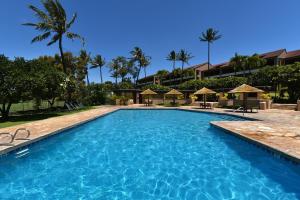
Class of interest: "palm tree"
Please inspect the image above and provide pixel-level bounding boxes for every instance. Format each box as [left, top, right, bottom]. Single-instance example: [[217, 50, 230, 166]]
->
[[90, 55, 106, 83], [130, 47, 150, 82], [116, 56, 128, 82], [109, 57, 126, 84], [156, 70, 169, 85], [23, 0, 84, 74], [141, 55, 151, 78], [229, 53, 247, 76], [246, 54, 266, 74], [199, 28, 222, 70], [177, 49, 193, 83], [78, 50, 91, 86], [166, 50, 177, 71]]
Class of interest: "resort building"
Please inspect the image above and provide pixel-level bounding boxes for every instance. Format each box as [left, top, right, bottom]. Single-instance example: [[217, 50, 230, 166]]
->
[[137, 48, 300, 87]]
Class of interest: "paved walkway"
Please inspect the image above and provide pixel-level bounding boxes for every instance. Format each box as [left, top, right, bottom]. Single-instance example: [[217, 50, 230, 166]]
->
[[0, 105, 300, 162], [0, 106, 119, 155]]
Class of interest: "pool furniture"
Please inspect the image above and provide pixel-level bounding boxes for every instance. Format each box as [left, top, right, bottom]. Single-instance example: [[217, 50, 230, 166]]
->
[[165, 89, 183, 105], [194, 87, 217, 109], [229, 84, 264, 115], [0, 128, 30, 146], [140, 89, 157, 106]]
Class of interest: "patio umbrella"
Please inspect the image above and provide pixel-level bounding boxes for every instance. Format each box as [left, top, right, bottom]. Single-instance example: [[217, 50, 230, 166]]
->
[[228, 84, 264, 113], [165, 89, 183, 104], [194, 87, 216, 109], [140, 89, 157, 106]]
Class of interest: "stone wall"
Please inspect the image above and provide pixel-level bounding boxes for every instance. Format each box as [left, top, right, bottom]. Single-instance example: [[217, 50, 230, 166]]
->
[[271, 103, 297, 110]]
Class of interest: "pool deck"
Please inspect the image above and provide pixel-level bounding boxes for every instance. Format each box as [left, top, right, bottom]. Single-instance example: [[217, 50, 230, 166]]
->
[[0, 105, 300, 162]]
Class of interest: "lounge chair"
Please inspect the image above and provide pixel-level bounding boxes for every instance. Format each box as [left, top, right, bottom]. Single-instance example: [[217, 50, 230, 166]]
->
[[0, 128, 31, 146], [65, 103, 74, 111]]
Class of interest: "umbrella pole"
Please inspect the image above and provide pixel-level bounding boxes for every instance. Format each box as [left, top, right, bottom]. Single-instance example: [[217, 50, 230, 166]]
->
[[204, 94, 206, 109], [148, 95, 150, 106], [243, 93, 246, 116]]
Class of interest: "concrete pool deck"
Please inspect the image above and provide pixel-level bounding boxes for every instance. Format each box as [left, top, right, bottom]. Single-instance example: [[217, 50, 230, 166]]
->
[[0, 105, 299, 162]]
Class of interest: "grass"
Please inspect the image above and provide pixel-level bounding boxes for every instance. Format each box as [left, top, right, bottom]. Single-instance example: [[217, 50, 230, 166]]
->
[[0, 106, 94, 129]]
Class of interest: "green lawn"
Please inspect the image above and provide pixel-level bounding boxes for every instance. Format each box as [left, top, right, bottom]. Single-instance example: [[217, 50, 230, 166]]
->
[[0, 106, 94, 129]]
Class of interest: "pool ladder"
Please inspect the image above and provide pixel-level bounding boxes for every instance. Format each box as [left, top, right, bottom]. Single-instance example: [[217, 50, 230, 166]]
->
[[15, 148, 30, 158]]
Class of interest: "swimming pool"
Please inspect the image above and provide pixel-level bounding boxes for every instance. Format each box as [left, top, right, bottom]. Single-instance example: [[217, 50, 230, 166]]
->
[[0, 109, 299, 199]]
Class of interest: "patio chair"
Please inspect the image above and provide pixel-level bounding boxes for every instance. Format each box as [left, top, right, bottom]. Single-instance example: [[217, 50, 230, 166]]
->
[[65, 103, 74, 111]]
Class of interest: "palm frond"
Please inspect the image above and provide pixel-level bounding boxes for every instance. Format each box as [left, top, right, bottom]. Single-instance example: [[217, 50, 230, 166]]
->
[[22, 23, 37, 27], [31, 32, 51, 43], [66, 32, 85, 45], [47, 34, 60, 46], [55, 0, 66, 19], [67, 13, 77, 29], [28, 5, 49, 21]]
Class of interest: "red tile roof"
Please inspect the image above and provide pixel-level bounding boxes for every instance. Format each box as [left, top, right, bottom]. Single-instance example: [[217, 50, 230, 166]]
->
[[282, 49, 300, 59], [259, 49, 286, 59]]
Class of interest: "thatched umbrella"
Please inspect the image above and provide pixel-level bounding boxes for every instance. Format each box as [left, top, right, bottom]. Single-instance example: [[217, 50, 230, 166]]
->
[[228, 84, 264, 113], [140, 89, 157, 106], [194, 87, 216, 108], [165, 89, 183, 105]]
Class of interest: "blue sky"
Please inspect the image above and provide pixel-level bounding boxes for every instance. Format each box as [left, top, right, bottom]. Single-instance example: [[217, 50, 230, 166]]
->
[[1, 0, 300, 83]]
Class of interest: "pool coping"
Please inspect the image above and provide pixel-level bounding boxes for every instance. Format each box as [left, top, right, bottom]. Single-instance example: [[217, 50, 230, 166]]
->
[[0, 106, 299, 164]]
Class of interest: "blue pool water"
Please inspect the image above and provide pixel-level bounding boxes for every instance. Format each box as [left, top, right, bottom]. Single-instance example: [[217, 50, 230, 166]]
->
[[0, 109, 299, 199]]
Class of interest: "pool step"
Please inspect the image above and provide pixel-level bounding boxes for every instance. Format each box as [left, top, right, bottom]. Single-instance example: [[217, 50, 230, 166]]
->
[[15, 148, 30, 158]]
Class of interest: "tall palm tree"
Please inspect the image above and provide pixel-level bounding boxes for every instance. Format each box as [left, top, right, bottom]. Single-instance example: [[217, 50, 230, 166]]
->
[[177, 49, 193, 83], [23, 0, 84, 74], [199, 28, 222, 70], [246, 54, 266, 74], [166, 50, 177, 71], [109, 57, 126, 84], [141, 55, 151, 78], [115, 56, 128, 82], [78, 50, 91, 86], [229, 53, 247, 77], [90, 55, 106, 83], [130, 47, 150, 82]]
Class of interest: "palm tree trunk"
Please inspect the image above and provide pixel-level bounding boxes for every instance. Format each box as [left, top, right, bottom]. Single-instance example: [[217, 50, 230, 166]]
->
[[86, 73, 90, 86], [181, 61, 184, 83], [173, 60, 175, 71], [136, 65, 141, 82], [208, 42, 210, 70], [99, 67, 103, 83], [144, 67, 146, 78], [59, 37, 66, 73]]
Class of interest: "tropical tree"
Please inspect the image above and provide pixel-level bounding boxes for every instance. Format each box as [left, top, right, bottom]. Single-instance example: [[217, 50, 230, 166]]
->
[[130, 47, 151, 82], [246, 54, 266, 74], [177, 49, 193, 83], [141, 55, 151, 78], [166, 50, 177, 71], [116, 56, 129, 82], [229, 53, 247, 76], [0, 56, 29, 120], [23, 0, 84, 74], [109, 57, 125, 84], [78, 50, 91, 86], [199, 28, 222, 70], [90, 55, 106, 83], [156, 69, 169, 85], [128, 61, 139, 84]]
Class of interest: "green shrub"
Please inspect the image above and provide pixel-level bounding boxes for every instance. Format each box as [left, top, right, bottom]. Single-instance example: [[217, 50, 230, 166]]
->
[[142, 84, 170, 91]]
